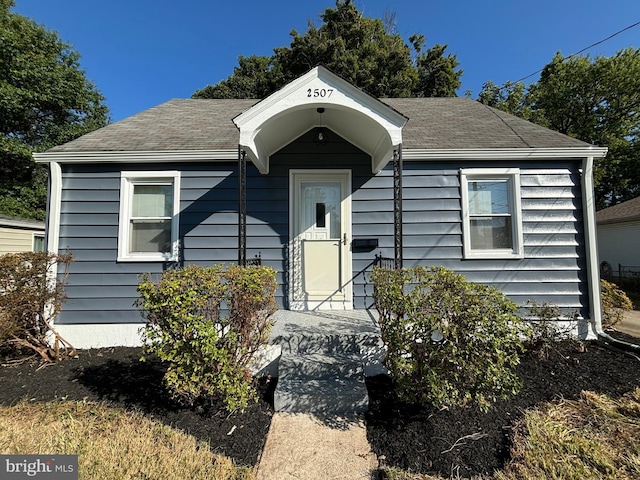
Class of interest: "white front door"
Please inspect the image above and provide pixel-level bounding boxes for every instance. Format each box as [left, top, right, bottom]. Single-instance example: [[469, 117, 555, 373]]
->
[[290, 170, 352, 310]]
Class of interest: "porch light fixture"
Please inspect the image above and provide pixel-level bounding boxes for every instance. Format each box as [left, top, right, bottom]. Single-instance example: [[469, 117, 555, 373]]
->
[[314, 107, 328, 145]]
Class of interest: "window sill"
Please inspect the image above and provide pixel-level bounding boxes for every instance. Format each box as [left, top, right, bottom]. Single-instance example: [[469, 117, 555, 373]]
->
[[463, 250, 523, 260], [117, 254, 177, 263]]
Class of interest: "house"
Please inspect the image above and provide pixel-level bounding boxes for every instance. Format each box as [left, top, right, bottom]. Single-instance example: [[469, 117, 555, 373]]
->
[[0, 215, 45, 255], [596, 195, 640, 278], [34, 66, 608, 349]]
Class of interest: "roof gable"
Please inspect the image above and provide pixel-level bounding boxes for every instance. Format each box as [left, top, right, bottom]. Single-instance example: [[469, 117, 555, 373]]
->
[[233, 66, 408, 173]]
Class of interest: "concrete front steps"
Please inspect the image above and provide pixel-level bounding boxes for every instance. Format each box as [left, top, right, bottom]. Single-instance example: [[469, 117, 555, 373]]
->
[[268, 310, 385, 414]]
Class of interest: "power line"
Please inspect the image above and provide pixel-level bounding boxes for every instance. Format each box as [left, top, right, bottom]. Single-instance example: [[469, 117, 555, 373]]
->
[[506, 20, 640, 87]]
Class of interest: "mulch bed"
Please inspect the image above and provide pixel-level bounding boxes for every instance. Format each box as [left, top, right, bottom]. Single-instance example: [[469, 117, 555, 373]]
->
[[2, 337, 640, 478], [0, 348, 275, 468], [365, 338, 640, 477]]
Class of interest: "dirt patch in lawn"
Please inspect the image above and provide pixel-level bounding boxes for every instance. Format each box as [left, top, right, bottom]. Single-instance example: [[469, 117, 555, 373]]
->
[[365, 340, 640, 478], [0, 347, 274, 468]]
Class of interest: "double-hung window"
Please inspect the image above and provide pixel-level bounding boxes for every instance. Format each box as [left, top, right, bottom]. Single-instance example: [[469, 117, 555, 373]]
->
[[460, 168, 523, 259], [118, 171, 180, 262]]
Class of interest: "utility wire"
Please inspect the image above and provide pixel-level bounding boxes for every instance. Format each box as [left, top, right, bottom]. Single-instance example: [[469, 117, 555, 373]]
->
[[504, 20, 640, 88]]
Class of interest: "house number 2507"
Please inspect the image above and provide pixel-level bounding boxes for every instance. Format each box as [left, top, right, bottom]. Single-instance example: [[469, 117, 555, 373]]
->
[[307, 88, 334, 98]]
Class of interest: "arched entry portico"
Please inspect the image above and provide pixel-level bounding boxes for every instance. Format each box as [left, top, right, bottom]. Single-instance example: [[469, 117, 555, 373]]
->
[[233, 66, 407, 310]]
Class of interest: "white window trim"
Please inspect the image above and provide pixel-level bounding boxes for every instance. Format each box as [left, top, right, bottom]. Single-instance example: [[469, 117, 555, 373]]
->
[[118, 171, 181, 262], [460, 168, 523, 260]]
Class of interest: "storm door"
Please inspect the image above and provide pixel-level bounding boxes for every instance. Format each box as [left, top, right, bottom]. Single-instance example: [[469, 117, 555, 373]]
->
[[290, 170, 352, 310]]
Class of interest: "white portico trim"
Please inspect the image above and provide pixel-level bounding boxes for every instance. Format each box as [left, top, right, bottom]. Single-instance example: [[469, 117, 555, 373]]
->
[[233, 66, 407, 174]]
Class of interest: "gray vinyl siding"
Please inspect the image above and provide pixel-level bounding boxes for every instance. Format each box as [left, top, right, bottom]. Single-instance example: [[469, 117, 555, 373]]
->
[[58, 163, 244, 324], [55, 135, 587, 323], [361, 160, 587, 316]]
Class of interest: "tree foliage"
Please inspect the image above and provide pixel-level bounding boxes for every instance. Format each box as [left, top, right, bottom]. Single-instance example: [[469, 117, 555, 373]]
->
[[478, 48, 640, 209], [477, 80, 530, 118], [191, 55, 276, 100], [193, 0, 461, 100], [0, 0, 109, 220]]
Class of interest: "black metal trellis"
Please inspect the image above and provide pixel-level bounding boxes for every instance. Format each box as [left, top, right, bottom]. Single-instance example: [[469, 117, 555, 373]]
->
[[238, 147, 247, 266], [393, 145, 403, 270]]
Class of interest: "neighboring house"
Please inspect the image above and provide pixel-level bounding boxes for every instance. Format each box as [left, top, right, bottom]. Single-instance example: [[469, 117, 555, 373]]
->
[[0, 215, 45, 254], [596, 195, 640, 275], [34, 67, 607, 348]]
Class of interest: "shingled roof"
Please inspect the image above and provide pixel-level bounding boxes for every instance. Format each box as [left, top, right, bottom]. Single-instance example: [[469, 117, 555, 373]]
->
[[47, 97, 591, 153], [596, 196, 640, 224]]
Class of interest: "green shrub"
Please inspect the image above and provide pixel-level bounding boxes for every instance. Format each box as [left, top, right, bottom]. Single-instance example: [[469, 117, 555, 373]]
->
[[525, 301, 579, 358], [136, 264, 277, 412], [371, 265, 525, 412], [0, 251, 75, 362], [601, 279, 633, 328]]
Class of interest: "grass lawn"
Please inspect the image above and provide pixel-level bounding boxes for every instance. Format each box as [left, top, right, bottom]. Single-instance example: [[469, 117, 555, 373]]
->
[[0, 401, 254, 480]]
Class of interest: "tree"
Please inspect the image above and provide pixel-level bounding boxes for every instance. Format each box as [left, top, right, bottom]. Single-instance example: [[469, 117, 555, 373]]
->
[[193, 0, 462, 100], [530, 50, 640, 207], [477, 80, 530, 118], [192, 55, 275, 99], [410, 35, 461, 97], [478, 48, 640, 208], [0, 0, 109, 220]]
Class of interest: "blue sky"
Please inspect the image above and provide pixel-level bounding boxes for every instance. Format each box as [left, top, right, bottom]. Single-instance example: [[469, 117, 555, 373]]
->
[[14, 0, 640, 123]]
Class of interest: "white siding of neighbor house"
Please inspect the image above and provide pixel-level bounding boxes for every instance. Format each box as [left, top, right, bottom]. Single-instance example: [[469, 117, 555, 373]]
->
[[0, 226, 43, 254], [597, 220, 640, 269]]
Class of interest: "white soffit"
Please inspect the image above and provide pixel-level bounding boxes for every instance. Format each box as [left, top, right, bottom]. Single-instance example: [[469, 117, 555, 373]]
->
[[233, 66, 407, 173]]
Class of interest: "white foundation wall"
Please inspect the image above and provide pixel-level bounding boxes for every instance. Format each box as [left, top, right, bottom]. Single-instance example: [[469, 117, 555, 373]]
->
[[52, 322, 282, 376], [54, 323, 144, 349]]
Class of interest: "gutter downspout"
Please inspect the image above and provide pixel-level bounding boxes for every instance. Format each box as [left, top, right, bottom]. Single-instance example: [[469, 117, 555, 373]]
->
[[43, 161, 63, 334], [582, 155, 640, 353], [47, 161, 62, 261]]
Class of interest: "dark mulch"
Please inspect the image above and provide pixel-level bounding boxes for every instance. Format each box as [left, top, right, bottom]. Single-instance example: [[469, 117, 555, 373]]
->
[[0, 348, 275, 467], [365, 340, 640, 478]]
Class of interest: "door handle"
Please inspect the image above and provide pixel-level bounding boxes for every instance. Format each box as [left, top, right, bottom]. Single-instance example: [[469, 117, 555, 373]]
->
[[334, 234, 348, 247]]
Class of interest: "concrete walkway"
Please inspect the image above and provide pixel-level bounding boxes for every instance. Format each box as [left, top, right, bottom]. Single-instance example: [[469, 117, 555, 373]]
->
[[256, 413, 377, 480], [254, 310, 381, 478], [615, 309, 640, 337]]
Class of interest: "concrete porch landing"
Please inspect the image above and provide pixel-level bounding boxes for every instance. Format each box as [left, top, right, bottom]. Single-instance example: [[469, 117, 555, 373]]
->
[[268, 309, 385, 414]]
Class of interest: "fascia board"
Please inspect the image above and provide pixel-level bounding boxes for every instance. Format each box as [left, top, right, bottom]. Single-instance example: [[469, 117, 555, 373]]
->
[[33, 150, 238, 164], [402, 147, 608, 160]]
